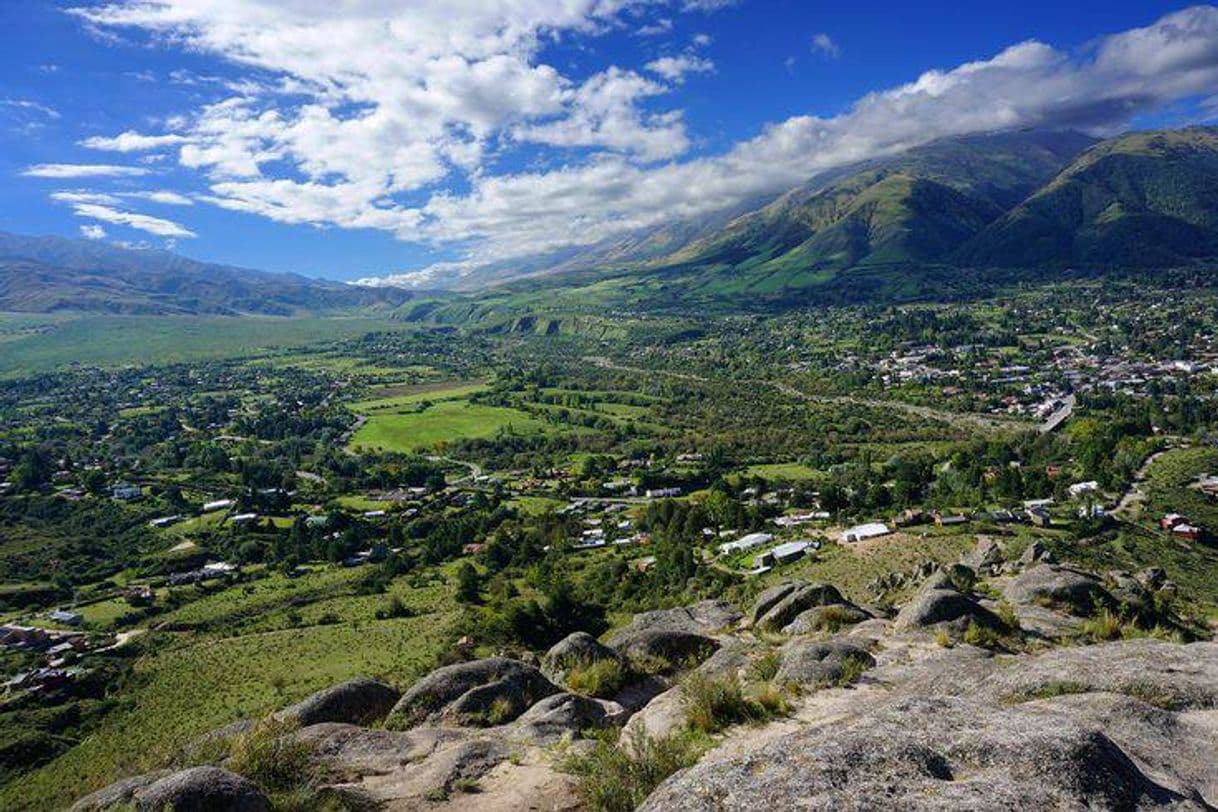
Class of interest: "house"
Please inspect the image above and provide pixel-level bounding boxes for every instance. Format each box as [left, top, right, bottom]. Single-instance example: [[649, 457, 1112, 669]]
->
[[111, 482, 142, 501], [148, 515, 183, 528], [773, 511, 830, 527], [753, 540, 814, 568], [933, 512, 969, 527], [227, 513, 259, 524], [841, 522, 891, 543], [1027, 507, 1052, 527], [1172, 523, 1204, 542], [48, 609, 82, 626], [1068, 481, 1100, 499], [895, 509, 926, 527], [462, 543, 486, 556], [202, 498, 234, 512], [1160, 513, 1188, 530], [646, 487, 682, 499], [717, 532, 773, 556]]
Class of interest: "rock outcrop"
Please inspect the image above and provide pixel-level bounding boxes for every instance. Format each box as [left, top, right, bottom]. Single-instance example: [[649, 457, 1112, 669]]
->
[[278, 676, 401, 728], [753, 582, 844, 631], [775, 640, 876, 686], [73, 766, 269, 812], [642, 640, 1218, 811], [385, 657, 559, 729], [1004, 564, 1112, 616], [540, 631, 622, 685]]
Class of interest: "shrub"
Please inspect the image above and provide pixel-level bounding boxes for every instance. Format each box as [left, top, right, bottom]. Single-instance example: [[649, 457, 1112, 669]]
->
[[933, 627, 953, 648], [452, 777, 482, 794], [1007, 680, 1088, 703], [746, 651, 781, 683], [565, 657, 629, 699], [680, 672, 783, 734], [962, 621, 1002, 649], [994, 600, 1021, 630], [834, 654, 872, 687], [560, 728, 708, 812], [1081, 608, 1123, 641], [227, 716, 315, 793]]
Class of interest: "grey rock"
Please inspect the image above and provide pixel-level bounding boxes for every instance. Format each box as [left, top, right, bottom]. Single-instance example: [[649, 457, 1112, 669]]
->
[[1018, 540, 1056, 567], [963, 536, 1004, 570], [138, 767, 269, 812], [894, 587, 1003, 633], [541, 632, 622, 684], [72, 771, 171, 811], [775, 640, 875, 686], [696, 639, 753, 680], [385, 657, 559, 729], [510, 692, 625, 743], [749, 582, 802, 626], [278, 676, 401, 728], [621, 686, 685, 748], [755, 582, 845, 632], [607, 599, 741, 644], [1004, 565, 1112, 617], [782, 603, 872, 635], [611, 629, 720, 670], [641, 640, 1218, 812]]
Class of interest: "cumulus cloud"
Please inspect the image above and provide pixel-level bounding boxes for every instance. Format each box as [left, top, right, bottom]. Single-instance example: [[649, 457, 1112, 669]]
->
[[646, 54, 714, 82], [22, 163, 149, 178], [64, 3, 1218, 285], [79, 224, 107, 240], [80, 130, 188, 151], [811, 33, 840, 59]]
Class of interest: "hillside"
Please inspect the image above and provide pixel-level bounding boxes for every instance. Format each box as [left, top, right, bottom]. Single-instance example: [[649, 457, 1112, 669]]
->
[[0, 232, 412, 316], [961, 127, 1218, 268]]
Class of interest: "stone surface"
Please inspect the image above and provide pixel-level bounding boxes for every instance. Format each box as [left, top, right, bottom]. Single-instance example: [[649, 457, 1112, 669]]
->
[[775, 640, 876, 686], [540, 632, 621, 684], [782, 603, 872, 635], [894, 586, 1003, 633], [609, 628, 719, 669], [1004, 564, 1112, 616], [755, 582, 845, 632], [385, 657, 559, 729], [607, 599, 741, 645], [74, 767, 270, 812], [641, 640, 1218, 811], [278, 676, 401, 727]]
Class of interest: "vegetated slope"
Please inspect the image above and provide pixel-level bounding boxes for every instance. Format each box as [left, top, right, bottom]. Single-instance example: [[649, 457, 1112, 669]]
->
[[961, 126, 1218, 269], [0, 231, 412, 315]]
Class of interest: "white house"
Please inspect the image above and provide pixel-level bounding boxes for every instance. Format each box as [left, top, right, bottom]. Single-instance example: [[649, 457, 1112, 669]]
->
[[841, 522, 891, 543], [202, 499, 234, 512], [717, 531, 773, 556], [1068, 481, 1100, 499]]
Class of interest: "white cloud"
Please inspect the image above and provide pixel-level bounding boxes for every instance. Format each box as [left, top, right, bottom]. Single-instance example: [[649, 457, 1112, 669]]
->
[[125, 190, 194, 206], [79, 224, 107, 240], [811, 32, 840, 59], [0, 98, 60, 119], [69, 203, 196, 238], [81, 130, 188, 151], [22, 163, 149, 178], [64, 4, 1218, 285], [645, 54, 714, 82]]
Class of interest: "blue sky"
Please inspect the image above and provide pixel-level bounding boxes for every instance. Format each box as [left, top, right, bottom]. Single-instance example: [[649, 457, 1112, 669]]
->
[[1, 1, 1215, 287]]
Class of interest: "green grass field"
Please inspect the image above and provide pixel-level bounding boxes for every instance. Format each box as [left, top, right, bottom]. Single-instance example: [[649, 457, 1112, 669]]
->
[[1, 567, 460, 811], [0, 314, 408, 377], [349, 381, 489, 413], [747, 462, 823, 481], [349, 399, 549, 452]]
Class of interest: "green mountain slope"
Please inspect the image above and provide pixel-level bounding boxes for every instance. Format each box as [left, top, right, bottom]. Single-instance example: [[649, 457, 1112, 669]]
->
[[961, 127, 1218, 268], [642, 129, 1096, 293]]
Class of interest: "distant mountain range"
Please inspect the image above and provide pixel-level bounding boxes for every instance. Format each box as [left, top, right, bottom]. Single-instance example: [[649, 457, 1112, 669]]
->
[[0, 232, 411, 316], [431, 125, 1218, 311], [6, 125, 1218, 318]]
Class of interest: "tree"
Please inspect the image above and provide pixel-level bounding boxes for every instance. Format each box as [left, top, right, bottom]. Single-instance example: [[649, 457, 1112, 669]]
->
[[455, 562, 481, 604]]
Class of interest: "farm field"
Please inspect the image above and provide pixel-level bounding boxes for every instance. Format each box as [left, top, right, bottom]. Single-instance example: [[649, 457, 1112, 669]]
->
[[349, 399, 551, 452]]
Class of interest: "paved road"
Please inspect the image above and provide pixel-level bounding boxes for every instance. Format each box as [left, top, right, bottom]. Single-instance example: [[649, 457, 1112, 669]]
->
[[1039, 394, 1076, 434], [1113, 446, 1173, 517]]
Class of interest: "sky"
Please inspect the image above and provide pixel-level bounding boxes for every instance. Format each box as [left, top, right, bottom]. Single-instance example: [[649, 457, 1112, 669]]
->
[[2, 1, 1218, 288]]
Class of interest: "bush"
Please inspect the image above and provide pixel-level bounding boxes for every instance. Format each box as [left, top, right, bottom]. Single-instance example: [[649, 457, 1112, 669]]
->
[[1081, 608, 1124, 641], [680, 672, 783, 734], [962, 620, 1002, 649], [746, 651, 781, 683], [565, 657, 629, 699], [560, 728, 708, 812], [834, 653, 872, 687], [227, 716, 315, 793]]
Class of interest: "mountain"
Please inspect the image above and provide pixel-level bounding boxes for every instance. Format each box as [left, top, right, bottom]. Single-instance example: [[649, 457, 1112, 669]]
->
[[428, 126, 1218, 319], [960, 127, 1218, 268], [0, 232, 413, 315]]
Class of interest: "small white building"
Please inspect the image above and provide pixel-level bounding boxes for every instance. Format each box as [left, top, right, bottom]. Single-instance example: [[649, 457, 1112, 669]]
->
[[1068, 481, 1100, 499], [202, 499, 234, 513], [717, 531, 773, 556], [841, 522, 891, 543]]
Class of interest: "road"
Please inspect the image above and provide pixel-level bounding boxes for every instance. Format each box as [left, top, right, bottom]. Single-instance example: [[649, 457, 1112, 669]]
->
[[1113, 446, 1173, 517], [587, 356, 1039, 434], [1039, 394, 1076, 434], [426, 455, 483, 482]]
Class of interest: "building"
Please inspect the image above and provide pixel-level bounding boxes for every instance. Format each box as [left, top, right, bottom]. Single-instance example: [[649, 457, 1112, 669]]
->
[[717, 532, 773, 556], [202, 499, 234, 512], [933, 512, 969, 527], [1068, 481, 1100, 499], [841, 523, 891, 543], [753, 540, 814, 568], [1172, 523, 1204, 542], [646, 487, 682, 499], [111, 482, 142, 501], [48, 609, 82, 626], [1027, 507, 1052, 527], [1160, 513, 1188, 530]]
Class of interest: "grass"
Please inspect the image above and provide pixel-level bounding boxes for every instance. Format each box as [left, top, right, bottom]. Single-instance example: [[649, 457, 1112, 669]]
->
[[0, 314, 408, 378], [227, 716, 315, 793], [565, 657, 630, 699], [1007, 681, 1089, 703], [747, 462, 823, 482], [349, 400, 551, 452], [0, 573, 459, 811], [560, 728, 710, 812], [348, 381, 488, 412], [679, 672, 784, 734]]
